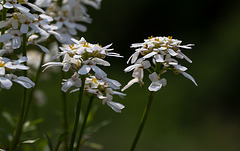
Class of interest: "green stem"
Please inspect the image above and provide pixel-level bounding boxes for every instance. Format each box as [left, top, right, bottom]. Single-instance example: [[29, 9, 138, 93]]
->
[[57, 41, 69, 151], [75, 95, 94, 151], [60, 62, 69, 151], [23, 53, 45, 122], [9, 34, 28, 151], [130, 92, 155, 151], [69, 76, 86, 151]]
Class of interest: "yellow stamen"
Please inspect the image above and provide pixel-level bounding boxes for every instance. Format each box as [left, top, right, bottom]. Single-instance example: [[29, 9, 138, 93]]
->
[[83, 42, 89, 47], [97, 43, 102, 47], [168, 36, 173, 40], [69, 43, 75, 50], [148, 36, 153, 39], [0, 61, 5, 67], [92, 78, 98, 84]]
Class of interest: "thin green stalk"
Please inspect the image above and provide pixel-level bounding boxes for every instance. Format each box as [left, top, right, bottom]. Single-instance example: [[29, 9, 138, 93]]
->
[[23, 53, 45, 122], [69, 76, 86, 151], [60, 65, 69, 151], [9, 34, 28, 151], [57, 41, 69, 151], [130, 92, 155, 151], [75, 95, 94, 151]]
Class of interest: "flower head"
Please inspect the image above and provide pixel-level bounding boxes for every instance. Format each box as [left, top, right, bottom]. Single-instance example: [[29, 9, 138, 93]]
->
[[123, 36, 197, 92], [43, 37, 122, 79], [0, 57, 34, 89]]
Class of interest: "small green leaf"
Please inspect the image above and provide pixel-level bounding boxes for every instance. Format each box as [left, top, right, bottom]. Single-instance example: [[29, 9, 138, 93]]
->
[[43, 133, 53, 151]]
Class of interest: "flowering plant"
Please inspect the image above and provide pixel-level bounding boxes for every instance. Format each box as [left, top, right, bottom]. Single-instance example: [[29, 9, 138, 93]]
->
[[122, 36, 197, 151]]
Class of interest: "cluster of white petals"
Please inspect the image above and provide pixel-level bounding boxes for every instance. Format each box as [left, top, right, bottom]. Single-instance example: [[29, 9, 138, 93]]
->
[[43, 37, 125, 112], [122, 36, 197, 92], [43, 37, 122, 77], [63, 75, 125, 113], [35, 0, 101, 44], [0, 56, 34, 89], [0, 0, 60, 52]]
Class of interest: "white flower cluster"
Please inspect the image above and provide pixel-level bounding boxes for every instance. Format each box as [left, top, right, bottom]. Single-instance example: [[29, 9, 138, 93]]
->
[[0, 0, 60, 90], [122, 36, 197, 92], [43, 37, 125, 112], [0, 0, 59, 53], [0, 56, 34, 89], [35, 0, 101, 44]]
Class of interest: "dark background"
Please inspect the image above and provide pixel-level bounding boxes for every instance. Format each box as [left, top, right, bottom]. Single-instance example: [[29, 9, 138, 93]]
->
[[1, 0, 240, 150]]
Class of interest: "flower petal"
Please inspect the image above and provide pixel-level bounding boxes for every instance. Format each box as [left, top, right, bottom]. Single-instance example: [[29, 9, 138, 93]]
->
[[143, 51, 157, 59], [167, 49, 178, 56], [91, 65, 107, 79], [12, 36, 22, 49], [121, 78, 139, 91], [20, 24, 29, 33], [36, 44, 49, 53], [0, 77, 12, 89], [0, 33, 12, 42], [148, 82, 162, 92], [181, 72, 198, 86], [154, 54, 164, 62], [61, 79, 75, 92], [78, 65, 91, 75], [148, 72, 158, 82], [106, 101, 125, 113], [0, 67, 6, 76]]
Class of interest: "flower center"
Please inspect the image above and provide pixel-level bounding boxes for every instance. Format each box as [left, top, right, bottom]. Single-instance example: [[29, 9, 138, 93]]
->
[[92, 78, 98, 84], [168, 36, 172, 40], [83, 42, 89, 47], [148, 36, 153, 39]]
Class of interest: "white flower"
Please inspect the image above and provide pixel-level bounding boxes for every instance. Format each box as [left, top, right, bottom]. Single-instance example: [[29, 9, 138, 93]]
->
[[0, 30, 22, 49], [70, 76, 125, 112], [123, 36, 197, 92], [0, 57, 29, 76], [61, 72, 81, 92], [122, 58, 150, 91], [44, 37, 122, 80], [78, 60, 107, 78], [0, 42, 14, 56], [5, 74, 35, 88], [148, 72, 166, 92], [27, 35, 50, 53]]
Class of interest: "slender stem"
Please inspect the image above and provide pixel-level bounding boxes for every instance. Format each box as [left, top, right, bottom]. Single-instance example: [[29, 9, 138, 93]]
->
[[75, 95, 94, 151], [130, 92, 155, 151], [9, 34, 28, 151], [60, 61, 69, 151], [69, 76, 86, 151], [56, 41, 69, 151], [23, 53, 45, 122]]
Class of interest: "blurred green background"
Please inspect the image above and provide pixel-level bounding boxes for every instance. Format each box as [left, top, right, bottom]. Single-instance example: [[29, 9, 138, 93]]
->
[[1, 0, 240, 150]]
